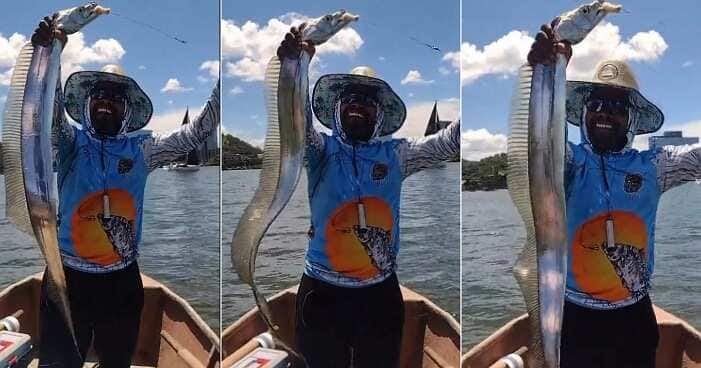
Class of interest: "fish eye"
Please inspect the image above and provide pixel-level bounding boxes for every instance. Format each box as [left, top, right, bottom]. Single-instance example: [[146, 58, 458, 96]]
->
[[324, 15, 331, 21], [582, 6, 590, 14]]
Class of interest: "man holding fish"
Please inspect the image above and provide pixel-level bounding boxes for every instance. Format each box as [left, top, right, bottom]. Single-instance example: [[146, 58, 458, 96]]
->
[[29, 15, 219, 367], [528, 17, 701, 368], [276, 26, 459, 367]]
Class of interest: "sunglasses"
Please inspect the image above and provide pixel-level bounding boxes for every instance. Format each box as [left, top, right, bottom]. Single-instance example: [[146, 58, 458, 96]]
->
[[90, 85, 127, 102], [585, 98, 631, 116], [340, 94, 377, 108]]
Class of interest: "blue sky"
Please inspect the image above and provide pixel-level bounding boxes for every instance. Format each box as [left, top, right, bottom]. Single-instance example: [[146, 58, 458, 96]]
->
[[461, 0, 701, 159], [0, 0, 219, 135], [222, 0, 460, 146]]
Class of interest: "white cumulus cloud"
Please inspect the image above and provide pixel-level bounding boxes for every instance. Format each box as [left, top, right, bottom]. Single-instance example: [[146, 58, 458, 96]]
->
[[462, 129, 507, 161], [200, 60, 219, 78], [230, 86, 244, 95], [0, 33, 27, 68], [61, 33, 126, 76], [452, 22, 667, 85], [400, 70, 434, 85], [161, 78, 193, 93], [0, 69, 14, 86], [445, 30, 532, 86], [0, 32, 125, 86], [566, 22, 667, 80], [222, 14, 363, 82], [149, 107, 203, 135]]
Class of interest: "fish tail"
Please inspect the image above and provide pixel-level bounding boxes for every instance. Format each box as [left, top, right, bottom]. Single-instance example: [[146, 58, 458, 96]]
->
[[44, 263, 80, 354], [252, 287, 308, 366]]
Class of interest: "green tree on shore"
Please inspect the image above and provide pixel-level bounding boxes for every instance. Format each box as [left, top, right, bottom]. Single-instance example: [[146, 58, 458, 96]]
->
[[222, 133, 263, 170], [462, 153, 507, 191]]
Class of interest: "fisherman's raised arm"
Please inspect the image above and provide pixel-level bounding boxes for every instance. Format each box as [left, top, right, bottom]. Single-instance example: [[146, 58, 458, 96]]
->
[[657, 144, 701, 192], [147, 82, 220, 170], [32, 15, 75, 155], [278, 25, 326, 164], [398, 120, 460, 179]]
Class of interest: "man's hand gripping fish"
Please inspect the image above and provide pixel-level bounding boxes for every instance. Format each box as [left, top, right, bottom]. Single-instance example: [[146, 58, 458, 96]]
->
[[1, 1, 109, 352], [506, 1, 621, 367], [231, 10, 358, 362]]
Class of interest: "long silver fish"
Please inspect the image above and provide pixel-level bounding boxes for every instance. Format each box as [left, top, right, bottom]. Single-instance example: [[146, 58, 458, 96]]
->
[[1, 2, 109, 349], [507, 2, 621, 367], [231, 10, 358, 359]]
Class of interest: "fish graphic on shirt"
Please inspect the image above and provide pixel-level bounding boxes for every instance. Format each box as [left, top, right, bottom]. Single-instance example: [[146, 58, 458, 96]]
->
[[353, 225, 395, 273], [97, 213, 136, 259], [599, 241, 649, 300]]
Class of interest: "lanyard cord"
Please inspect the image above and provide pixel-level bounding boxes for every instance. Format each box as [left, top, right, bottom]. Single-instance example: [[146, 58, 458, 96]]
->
[[599, 155, 614, 218], [101, 139, 111, 218], [352, 144, 367, 230], [599, 154, 616, 248]]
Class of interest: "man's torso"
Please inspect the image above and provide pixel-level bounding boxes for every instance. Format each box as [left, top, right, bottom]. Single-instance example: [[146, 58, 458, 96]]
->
[[565, 142, 661, 309], [57, 127, 152, 273], [304, 135, 404, 287]]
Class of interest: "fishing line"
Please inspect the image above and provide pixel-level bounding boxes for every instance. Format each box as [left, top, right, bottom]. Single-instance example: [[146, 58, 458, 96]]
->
[[409, 36, 442, 53], [110, 11, 187, 44], [365, 20, 443, 54]]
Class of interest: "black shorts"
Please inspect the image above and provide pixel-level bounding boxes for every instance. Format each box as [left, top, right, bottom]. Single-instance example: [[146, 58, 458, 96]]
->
[[38, 262, 144, 368], [295, 273, 405, 368], [561, 295, 659, 368]]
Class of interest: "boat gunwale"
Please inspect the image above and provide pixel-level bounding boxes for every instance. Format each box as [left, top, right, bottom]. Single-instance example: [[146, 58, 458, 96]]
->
[[221, 284, 460, 362], [461, 306, 701, 367], [139, 273, 219, 350], [0, 272, 219, 363]]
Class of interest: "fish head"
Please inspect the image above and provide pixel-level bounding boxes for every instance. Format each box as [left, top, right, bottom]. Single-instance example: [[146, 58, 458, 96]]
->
[[301, 10, 359, 45], [54, 2, 110, 35], [553, 1, 621, 44]]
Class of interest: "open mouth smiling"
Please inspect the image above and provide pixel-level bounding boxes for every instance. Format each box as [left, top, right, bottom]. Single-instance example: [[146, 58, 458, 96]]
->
[[595, 122, 613, 129]]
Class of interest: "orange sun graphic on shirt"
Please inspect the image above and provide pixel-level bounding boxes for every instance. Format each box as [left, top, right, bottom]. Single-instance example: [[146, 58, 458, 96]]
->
[[325, 197, 394, 280], [71, 189, 136, 266], [571, 210, 648, 302]]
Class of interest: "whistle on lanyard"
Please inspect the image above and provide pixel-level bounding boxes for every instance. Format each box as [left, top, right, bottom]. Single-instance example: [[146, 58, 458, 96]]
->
[[103, 193, 111, 219], [605, 218, 615, 248], [357, 202, 367, 230]]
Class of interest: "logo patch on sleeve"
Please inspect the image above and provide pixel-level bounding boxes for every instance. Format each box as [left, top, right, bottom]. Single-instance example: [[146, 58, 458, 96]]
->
[[372, 163, 389, 181], [118, 158, 134, 174], [624, 173, 643, 193]]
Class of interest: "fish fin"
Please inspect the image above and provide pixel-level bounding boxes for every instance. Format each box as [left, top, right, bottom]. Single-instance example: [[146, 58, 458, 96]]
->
[[2, 42, 35, 235], [260, 55, 283, 190], [507, 64, 545, 365], [231, 55, 284, 285], [507, 64, 534, 228]]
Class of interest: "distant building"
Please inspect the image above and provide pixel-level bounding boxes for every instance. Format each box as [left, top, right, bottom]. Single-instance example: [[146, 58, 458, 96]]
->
[[648, 131, 699, 150], [424, 101, 452, 136]]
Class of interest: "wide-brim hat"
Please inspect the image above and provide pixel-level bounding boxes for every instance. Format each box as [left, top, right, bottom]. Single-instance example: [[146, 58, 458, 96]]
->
[[312, 66, 406, 137], [566, 60, 664, 135], [64, 64, 153, 132]]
